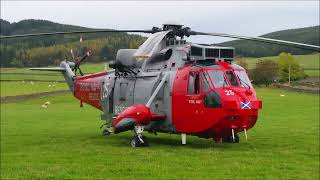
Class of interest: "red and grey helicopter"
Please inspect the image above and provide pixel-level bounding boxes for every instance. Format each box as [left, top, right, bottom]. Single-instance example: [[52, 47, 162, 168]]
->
[[1, 23, 319, 147]]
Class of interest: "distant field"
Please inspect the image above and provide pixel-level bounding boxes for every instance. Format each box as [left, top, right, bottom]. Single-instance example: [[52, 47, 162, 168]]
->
[[0, 63, 107, 82], [0, 82, 68, 97], [304, 69, 320, 76], [0, 63, 107, 73], [240, 53, 320, 76], [241, 53, 319, 69], [1, 88, 319, 179], [0, 63, 106, 97]]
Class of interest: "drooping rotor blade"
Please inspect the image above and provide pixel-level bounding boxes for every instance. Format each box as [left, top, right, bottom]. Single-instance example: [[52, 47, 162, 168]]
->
[[30, 67, 66, 72], [0, 29, 155, 39], [190, 31, 320, 51], [70, 49, 75, 60], [80, 50, 92, 63]]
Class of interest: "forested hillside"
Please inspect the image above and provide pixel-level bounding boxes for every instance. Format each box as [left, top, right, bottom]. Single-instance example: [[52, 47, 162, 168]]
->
[[219, 26, 319, 57], [0, 19, 146, 67], [1, 19, 318, 67]]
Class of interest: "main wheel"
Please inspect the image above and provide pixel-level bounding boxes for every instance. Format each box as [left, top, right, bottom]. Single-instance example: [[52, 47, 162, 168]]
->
[[131, 135, 149, 148], [140, 135, 149, 147], [222, 134, 240, 143]]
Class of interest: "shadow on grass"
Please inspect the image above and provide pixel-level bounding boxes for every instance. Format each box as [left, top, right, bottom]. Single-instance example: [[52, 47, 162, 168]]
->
[[90, 132, 255, 150]]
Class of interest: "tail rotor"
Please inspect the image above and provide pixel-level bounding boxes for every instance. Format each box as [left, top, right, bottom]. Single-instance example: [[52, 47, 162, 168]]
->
[[72, 49, 92, 76], [70, 35, 92, 76]]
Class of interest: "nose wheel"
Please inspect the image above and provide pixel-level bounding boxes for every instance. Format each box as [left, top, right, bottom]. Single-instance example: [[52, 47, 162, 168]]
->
[[100, 123, 113, 136], [222, 134, 240, 143]]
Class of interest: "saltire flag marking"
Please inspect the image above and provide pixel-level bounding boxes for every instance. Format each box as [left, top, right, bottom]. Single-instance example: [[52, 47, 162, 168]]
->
[[241, 101, 251, 109]]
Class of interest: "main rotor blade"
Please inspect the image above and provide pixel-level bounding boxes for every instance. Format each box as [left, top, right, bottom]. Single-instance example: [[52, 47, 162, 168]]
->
[[191, 31, 320, 51], [0, 29, 155, 39]]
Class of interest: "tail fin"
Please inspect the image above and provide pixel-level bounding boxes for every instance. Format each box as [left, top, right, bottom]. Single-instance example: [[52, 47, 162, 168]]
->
[[30, 61, 75, 92]]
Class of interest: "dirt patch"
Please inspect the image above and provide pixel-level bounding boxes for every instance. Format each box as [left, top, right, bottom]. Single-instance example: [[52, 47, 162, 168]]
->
[[1, 90, 70, 103], [273, 83, 319, 94]]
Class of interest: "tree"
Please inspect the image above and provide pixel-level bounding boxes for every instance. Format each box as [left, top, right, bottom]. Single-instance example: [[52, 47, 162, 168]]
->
[[250, 59, 278, 86], [235, 59, 249, 72], [277, 52, 305, 82]]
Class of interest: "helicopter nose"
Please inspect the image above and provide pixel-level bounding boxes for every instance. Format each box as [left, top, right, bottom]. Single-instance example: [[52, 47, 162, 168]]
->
[[221, 100, 262, 136]]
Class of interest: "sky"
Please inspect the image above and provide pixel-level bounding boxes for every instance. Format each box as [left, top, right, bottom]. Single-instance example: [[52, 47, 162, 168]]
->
[[1, 1, 319, 43]]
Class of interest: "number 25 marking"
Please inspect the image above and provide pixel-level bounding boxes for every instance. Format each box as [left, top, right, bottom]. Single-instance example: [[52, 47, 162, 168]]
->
[[225, 90, 234, 96]]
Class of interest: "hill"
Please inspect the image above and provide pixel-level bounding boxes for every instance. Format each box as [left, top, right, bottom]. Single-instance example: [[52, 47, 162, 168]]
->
[[0, 19, 145, 67], [219, 26, 320, 57]]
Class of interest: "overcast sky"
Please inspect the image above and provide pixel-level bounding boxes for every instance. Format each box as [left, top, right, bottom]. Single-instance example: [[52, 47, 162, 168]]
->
[[1, 1, 319, 43]]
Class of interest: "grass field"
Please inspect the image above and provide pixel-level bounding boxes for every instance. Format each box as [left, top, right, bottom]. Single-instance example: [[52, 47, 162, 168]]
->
[[241, 53, 319, 69], [0, 63, 107, 74], [240, 53, 320, 76], [1, 87, 319, 179], [0, 82, 68, 97], [0, 63, 106, 97]]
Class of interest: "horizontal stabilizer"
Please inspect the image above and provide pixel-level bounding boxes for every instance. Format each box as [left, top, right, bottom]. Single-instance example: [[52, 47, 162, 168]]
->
[[30, 67, 66, 72]]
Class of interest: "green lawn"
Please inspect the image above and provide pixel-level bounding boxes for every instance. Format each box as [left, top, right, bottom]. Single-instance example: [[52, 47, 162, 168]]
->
[[0, 63, 106, 74], [0, 82, 68, 97], [0, 74, 65, 81], [0, 63, 106, 82], [1, 88, 319, 179], [304, 69, 320, 76], [241, 53, 319, 69]]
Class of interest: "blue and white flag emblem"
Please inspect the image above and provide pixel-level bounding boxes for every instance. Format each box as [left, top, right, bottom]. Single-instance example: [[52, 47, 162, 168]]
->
[[241, 101, 251, 109]]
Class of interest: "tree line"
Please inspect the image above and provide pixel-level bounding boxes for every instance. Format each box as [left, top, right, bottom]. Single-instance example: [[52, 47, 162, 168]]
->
[[1, 35, 145, 67], [0, 19, 146, 67]]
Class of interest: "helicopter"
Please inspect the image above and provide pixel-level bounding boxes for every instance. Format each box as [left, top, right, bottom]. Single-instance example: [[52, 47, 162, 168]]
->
[[1, 23, 319, 147]]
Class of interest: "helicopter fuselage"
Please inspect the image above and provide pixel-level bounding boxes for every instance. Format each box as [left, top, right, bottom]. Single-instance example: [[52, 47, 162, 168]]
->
[[72, 60, 262, 141]]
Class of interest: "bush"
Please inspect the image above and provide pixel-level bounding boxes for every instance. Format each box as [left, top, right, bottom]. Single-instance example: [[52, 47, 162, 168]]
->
[[250, 59, 278, 86], [235, 59, 249, 72]]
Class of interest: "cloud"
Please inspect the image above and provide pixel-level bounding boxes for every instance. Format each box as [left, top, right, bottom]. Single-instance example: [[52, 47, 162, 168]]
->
[[1, 1, 319, 43]]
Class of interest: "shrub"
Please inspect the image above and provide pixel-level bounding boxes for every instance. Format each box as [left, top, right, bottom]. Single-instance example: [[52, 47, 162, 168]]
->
[[235, 59, 249, 72], [250, 59, 278, 86]]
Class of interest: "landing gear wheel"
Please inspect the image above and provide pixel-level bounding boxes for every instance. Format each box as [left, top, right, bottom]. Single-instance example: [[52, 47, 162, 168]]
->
[[131, 135, 149, 148], [222, 134, 240, 143], [102, 129, 111, 136]]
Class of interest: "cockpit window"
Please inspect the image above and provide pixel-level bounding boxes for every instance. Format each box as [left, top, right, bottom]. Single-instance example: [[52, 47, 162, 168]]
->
[[234, 70, 252, 87], [225, 71, 239, 86], [187, 72, 200, 95], [208, 70, 228, 88], [201, 71, 211, 92]]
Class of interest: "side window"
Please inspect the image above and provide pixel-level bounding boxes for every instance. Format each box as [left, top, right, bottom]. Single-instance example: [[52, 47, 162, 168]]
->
[[226, 71, 239, 86], [201, 71, 211, 92], [208, 70, 228, 88], [119, 82, 128, 101], [204, 91, 222, 108], [187, 72, 200, 95]]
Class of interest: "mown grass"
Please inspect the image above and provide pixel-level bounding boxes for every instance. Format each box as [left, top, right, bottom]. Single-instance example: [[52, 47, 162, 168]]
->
[[0, 63, 107, 74], [1, 88, 319, 179], [0, 74, 65, 81], [0, 63, 107, 82], [0, 82, 68, 97], [304, 69, 320, 76], [241, 53, 319, 69]]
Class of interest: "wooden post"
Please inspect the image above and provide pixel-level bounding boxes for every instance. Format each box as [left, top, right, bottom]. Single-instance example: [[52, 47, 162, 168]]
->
[[288, 64, 291, 84]]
